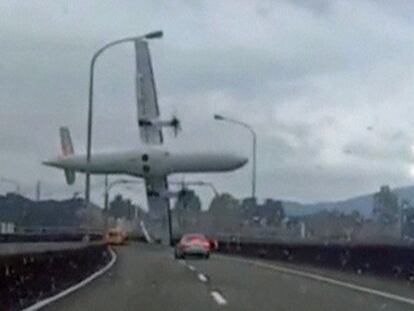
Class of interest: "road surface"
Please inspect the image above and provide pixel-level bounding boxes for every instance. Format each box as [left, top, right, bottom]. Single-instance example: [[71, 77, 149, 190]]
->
[[43, 243, 414, 311]]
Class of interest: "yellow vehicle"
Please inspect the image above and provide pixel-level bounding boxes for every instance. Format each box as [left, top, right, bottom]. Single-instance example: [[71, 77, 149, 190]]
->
[[105, 228, 128, 245]]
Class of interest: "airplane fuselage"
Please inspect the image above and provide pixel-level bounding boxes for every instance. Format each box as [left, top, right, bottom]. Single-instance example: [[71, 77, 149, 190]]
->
[[44, 148, 248, 177]]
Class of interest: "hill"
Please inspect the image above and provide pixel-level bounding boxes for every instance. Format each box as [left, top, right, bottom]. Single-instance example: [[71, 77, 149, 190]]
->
[[282, 184, 414, 218]]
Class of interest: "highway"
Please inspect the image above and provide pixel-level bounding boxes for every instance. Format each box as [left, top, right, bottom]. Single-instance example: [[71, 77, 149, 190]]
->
[[43, 243, 414, 311]]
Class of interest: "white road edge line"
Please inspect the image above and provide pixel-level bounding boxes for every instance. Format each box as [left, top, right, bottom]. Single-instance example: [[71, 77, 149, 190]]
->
[[218, 255, 414, 306], [188, 264, 196, 271], [198, 273, 208, 283], [22, 247, 117, 311], [211, 291, 227, 305]]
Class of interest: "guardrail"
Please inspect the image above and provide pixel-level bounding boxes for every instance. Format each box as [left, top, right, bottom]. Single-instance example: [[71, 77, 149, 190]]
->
[[152, 231, 414, 282], [215, 238, 414, 281], [0, 241, 110, 310], [0, 232, 103, 243]]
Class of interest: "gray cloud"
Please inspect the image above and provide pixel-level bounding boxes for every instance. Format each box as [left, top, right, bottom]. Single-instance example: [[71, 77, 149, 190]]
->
[[1, 0, 414, 206]]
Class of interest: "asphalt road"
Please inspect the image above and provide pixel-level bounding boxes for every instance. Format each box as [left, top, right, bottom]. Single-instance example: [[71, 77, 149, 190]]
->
[[43, 243, 414, 311]]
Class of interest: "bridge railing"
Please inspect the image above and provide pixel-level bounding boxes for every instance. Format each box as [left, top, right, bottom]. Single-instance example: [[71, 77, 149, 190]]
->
[[214, 237, 414, 281], [0, 226, 104, 243], [0, 241, 110, 310]]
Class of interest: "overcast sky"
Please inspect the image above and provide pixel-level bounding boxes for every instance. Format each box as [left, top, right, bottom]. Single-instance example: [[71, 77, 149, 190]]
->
[[2, 0, 414, 208]]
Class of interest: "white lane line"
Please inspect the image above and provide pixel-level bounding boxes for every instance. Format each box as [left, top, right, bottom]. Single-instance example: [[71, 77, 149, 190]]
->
[[187, 264, 196, 271], [211, 291, 227, 306], [23, 247, 117, 311], [218, 255, 414, 307], [139, 220, 153, 243], [198, 273, 208, 283]]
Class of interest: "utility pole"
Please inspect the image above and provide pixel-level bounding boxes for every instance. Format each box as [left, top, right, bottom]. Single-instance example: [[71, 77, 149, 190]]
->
[[214, 114, 257, 199], [104, 174, 109, 231], [166, 200, 173, 246], [36, 180, 41, 201], [85, 31, 163, 204]]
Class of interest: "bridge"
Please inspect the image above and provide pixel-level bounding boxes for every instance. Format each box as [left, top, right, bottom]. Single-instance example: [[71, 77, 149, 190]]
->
[[43, 243, 414, 311], [2, 235, 414, 311], [1, 16, 413, 311]]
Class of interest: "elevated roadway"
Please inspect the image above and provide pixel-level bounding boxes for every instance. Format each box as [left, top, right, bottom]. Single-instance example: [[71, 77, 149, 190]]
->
[[43, 243, 414, 311]]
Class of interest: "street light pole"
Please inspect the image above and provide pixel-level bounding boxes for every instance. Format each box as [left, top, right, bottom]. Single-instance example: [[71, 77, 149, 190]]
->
[[35, 180, 41, 201], [85, 30, 163, 204], [166, 199, 173, 246], [104, 175, 109, 230], [214, 114, 257, 199], [103, 178, 143, 231], [104, 178, 143, 210]]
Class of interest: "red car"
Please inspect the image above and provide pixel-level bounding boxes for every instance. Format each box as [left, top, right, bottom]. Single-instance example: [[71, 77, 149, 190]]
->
[[174, 234, 211, 259]]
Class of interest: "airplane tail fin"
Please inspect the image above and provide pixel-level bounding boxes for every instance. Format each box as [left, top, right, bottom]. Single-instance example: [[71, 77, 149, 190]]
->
[[60, 127, 74, 156], [59, 127, 76, 185]]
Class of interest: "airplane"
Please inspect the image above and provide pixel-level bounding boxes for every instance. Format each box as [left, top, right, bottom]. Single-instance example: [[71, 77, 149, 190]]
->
[[43, 37, 248, 242]]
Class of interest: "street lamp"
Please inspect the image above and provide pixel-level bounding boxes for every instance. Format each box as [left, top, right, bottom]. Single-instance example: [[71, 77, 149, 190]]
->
[[103, 176, 143, 231], [104, 177, 143, 211], [214, 114, 257, 199], [85, 30, 163, 204]]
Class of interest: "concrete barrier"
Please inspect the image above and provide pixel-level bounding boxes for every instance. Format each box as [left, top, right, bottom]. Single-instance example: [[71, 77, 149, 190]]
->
[[0, 232, 103, 243], [216, 239, 414, 281], [0, 242, 110, 310]]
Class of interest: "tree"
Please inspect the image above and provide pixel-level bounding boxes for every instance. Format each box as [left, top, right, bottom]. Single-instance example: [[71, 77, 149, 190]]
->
[[373, 185, 399, 225]]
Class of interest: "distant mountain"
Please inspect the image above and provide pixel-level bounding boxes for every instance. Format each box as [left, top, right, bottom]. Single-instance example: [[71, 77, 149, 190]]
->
[[393, 185, 414, 203], [282, 184, 414, 218], [281, 201, 317, 217]]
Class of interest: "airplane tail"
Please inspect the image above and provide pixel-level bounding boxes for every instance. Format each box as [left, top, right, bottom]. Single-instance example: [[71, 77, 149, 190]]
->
[[59, 127, 76, 185]]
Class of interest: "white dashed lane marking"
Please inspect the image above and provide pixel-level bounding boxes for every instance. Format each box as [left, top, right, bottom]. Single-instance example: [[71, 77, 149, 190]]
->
[[198, 273, 208, 283], [178, 259, 227, 306], [210, 291, 228, 306], [218, 255, 414, 307]]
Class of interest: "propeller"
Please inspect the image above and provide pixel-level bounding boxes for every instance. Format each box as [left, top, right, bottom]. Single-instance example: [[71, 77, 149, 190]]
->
[[169, 108, 181, 137], [170, 115, 181, 137]]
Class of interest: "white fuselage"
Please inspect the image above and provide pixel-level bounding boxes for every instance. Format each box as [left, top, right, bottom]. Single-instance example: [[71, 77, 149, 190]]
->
[[44, 148, 248, 177]]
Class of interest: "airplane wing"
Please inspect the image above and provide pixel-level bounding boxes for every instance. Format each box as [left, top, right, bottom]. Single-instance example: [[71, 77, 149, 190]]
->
[[135, 40, 163, 144], [144, 175, 170, 242]]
